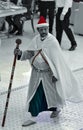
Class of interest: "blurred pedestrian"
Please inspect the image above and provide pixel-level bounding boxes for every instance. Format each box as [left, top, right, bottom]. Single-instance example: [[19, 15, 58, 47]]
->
[[56, 0, 77, 51]]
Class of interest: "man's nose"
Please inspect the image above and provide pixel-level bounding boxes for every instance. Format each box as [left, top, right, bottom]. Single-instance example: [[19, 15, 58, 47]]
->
[[42, 29, 46, 33]]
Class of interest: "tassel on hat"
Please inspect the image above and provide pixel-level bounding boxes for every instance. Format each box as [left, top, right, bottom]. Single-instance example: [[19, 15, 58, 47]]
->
[[36, 16, 49, 28]]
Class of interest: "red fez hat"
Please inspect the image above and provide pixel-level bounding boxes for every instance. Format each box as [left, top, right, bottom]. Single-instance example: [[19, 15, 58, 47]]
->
[[36, 16, 49, 28]]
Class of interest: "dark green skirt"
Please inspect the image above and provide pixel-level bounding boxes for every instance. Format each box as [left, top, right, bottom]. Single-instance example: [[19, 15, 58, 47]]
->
[[28, 81, 56, 116]]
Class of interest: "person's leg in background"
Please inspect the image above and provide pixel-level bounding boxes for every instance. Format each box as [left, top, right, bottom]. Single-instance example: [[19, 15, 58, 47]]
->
[[62, 8, 77, 51], [13, 14, 23, 35], [39, 1, 48, 22], [6, 16, 16, 33], [48, 1, 55, 34], [56, 8, 63, 45], [0, 17, 6, 31], [22, 0, 32, 20]]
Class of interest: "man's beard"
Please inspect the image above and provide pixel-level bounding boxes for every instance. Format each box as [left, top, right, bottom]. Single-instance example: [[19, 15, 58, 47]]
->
[[41, 33, 47, 41], [41, 33, 47, 37]]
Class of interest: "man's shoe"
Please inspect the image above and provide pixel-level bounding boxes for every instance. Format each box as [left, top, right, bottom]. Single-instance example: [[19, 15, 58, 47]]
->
[[50, 109, 61, 118], [22, 120, 36, 127], [69, 44, 77, 51]]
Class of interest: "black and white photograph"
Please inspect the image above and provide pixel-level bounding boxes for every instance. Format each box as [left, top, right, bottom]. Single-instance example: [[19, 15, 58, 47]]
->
[[0, 0, 83, 130]]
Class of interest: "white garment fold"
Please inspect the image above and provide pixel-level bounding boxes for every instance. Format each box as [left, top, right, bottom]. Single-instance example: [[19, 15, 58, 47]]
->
[[21, 33, 83, 114]]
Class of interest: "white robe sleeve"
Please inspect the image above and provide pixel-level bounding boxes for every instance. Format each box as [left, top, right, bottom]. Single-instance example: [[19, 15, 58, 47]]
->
[[21, 51, 34, 61]]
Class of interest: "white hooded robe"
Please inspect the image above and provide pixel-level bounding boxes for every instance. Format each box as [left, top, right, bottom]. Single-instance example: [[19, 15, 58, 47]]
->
[[21, 33, 83, 112]]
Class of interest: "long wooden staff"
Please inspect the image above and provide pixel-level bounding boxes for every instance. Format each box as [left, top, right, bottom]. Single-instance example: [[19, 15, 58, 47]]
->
[[2, 39, 21, 127]]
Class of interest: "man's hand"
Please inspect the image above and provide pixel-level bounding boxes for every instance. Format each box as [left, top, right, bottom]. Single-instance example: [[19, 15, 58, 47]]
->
[[14, 48, 22, 59], [52, 76, 58, 83], [60, 14, 65, 21]]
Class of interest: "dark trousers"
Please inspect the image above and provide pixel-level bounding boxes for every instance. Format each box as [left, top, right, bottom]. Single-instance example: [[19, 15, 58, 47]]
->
[[56, 8, 77, 46], [22, 0, 32, 19], [6, 0, 23, 33], [39, 1, 55, 33], [13, 14, 22, 32], [6, 14, 22, 33]]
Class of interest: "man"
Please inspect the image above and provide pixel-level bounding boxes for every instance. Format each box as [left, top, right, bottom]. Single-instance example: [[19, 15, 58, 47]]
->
[[14, 16, 83, 126], [31, 0, 55, 34], [55, 0, 77, 51]]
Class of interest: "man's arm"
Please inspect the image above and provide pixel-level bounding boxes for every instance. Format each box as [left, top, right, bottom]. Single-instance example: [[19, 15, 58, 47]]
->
[[62, 0, 73, 15], [60, 0, 73, 20], [14, 48, 34, 60]]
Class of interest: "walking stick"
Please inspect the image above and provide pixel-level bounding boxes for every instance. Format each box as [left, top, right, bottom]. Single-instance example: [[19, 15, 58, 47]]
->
[[2, 39, 21, 127]]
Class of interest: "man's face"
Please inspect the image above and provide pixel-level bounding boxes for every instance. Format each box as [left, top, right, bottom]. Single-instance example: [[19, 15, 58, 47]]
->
[[37, 26, 49, 38]]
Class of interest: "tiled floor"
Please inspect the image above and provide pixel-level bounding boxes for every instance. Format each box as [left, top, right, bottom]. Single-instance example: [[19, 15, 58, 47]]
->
[[0, 18, 83, 130]]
